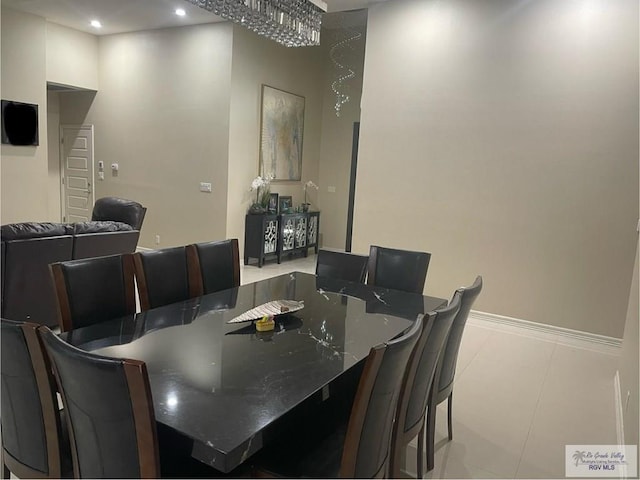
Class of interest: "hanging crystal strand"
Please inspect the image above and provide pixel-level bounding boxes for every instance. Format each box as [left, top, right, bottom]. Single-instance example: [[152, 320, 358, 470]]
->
[[330, 16, 362, 117]]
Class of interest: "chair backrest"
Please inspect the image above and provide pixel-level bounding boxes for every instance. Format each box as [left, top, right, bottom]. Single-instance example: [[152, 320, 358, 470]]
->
[[367, 245, 431, 294], [1, 319, 66, 478], [133, 246, 198, 311], [392, 294, 461, 458], [39, 326, 160, 479], [186, 239, 240, 296], [50, 254, 136, 332], [91, 196, 147, 230], [437, 276, 483, 394], [315, 249, 369, 283], [339, 316, 422, 478]]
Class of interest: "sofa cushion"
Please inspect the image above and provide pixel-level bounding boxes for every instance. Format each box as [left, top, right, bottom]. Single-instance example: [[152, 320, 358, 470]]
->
[[73, 221, 134, 235], [1, 222, 73, 241]]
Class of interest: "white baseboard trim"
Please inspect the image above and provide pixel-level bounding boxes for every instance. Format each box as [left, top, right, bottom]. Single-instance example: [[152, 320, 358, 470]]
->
[[136, 246, 153, 252], [468, 310, 622, 355], [614, 370, 626, 446]]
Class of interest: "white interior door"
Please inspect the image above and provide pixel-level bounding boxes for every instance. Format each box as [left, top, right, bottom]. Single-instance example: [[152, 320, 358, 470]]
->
[[60, 125, 94, 222]]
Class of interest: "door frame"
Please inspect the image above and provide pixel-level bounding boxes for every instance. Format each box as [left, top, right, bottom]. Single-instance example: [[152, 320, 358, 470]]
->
[[345, 122, 360, 252], [59, 124, 95, 223]]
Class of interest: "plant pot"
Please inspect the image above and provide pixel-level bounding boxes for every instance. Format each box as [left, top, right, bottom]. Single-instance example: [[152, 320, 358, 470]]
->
[[248, 204, 266, 215]]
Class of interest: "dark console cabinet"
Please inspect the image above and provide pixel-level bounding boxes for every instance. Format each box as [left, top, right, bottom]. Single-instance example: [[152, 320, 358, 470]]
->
[[244, 212, 320, 267]]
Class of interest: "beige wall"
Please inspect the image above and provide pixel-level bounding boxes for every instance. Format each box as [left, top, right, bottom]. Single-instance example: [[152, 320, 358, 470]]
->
[[1, 8, 50, 223], [316, 24, 366, 250], [1, 9, 100, 224], [59, 23, 234, 249], [227, 26, 324, 254], [356, 0, 639, 337], [46, 91, 62, 221], [46, 22, 99, 90]]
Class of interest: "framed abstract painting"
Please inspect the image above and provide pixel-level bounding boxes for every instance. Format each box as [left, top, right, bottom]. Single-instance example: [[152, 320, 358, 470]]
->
[[259, 85, 305, 181]]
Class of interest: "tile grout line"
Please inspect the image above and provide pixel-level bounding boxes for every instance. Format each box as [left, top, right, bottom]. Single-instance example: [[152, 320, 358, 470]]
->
[[513, 339, 560, 478], [452, 327, 495, 384]]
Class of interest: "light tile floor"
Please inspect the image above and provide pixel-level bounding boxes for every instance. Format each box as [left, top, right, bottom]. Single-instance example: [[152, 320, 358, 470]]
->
[[242, 255, 621, 480]]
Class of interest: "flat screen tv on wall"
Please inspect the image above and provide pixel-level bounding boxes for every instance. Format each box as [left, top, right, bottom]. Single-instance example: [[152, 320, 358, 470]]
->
[[1, 100, 39, 146]]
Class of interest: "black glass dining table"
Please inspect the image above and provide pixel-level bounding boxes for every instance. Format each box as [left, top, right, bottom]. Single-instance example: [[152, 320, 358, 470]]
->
[[60, 271, 447, 473]]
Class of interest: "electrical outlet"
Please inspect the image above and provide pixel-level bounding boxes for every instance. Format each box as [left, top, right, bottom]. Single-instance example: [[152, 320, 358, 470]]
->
[[155, 234, 160, 245]]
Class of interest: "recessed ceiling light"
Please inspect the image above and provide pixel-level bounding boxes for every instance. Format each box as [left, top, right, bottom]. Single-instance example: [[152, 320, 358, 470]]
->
[[90, 20, 102, 28], [175, 8, 186, 16]]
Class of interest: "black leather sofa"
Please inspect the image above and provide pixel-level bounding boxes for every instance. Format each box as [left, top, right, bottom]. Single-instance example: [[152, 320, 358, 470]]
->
[[1, 197, 146, 327]]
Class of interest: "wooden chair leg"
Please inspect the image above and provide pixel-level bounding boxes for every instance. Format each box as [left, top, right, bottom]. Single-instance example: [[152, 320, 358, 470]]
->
[[417, 421, 425, 479], [447, 392, 453, 441], [426, 401, 436, 472]]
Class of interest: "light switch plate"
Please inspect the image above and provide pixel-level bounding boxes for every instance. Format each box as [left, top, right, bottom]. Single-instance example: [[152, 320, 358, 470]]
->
[[328, 186, 336, 193], [200, 182, 212, 193]]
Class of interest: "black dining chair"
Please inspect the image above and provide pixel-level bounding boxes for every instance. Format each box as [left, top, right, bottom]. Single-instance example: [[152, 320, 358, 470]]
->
[[133, 246, 199, 311], [50, 254, 136, 332], [1, 319, 71, 479], [186, 239, 240, 296], [367, 245, 431, 294], [38, 326, 160, 479], [390, 294, 461, 478], [251, 315, 423, 478], [426, 275, 483, 470], [315, 249, 369, 283]]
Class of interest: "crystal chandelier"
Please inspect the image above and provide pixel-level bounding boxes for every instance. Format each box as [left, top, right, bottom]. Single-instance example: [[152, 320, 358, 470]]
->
[[184, 0, 327, 47]]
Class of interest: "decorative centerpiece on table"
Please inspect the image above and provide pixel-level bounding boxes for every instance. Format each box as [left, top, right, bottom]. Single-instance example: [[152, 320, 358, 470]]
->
[[302, 180, 319, 212], [248, 175, 272, 214]]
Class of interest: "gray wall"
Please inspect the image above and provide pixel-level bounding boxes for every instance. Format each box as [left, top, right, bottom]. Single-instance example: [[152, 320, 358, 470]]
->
[[355, 0, 639, 337]]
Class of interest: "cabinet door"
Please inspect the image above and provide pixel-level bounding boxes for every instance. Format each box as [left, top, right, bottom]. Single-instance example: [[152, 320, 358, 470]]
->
[[295, 215, 307, 248], [264, 218, 278, 254], [307, 213, 318, 246], [281, 216, 295, 251]]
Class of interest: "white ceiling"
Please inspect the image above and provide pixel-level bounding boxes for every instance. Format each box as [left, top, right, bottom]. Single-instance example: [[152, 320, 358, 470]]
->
[[2, 0, 386, 36]]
